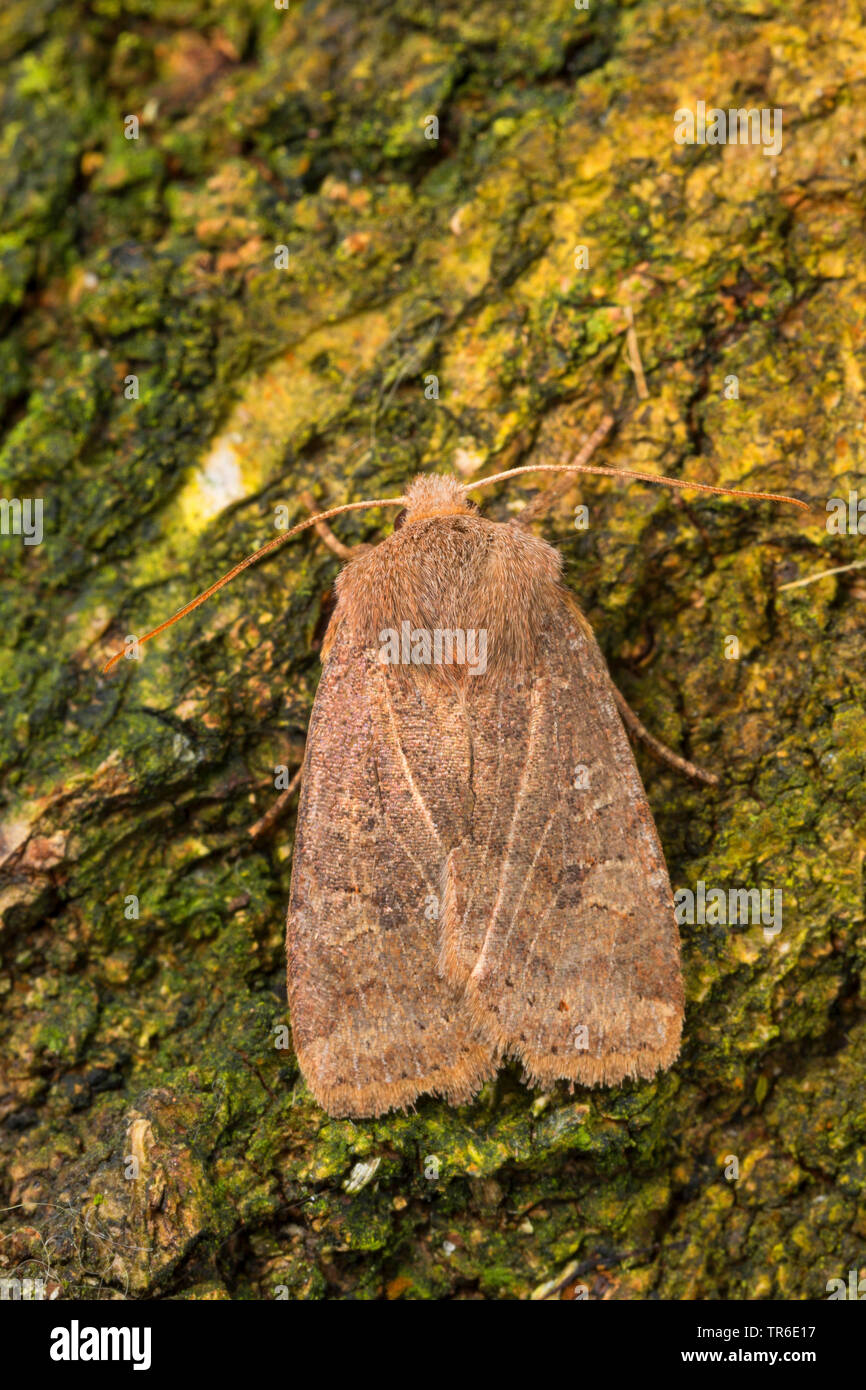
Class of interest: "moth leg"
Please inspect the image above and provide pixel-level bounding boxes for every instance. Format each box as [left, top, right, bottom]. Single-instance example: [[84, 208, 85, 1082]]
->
[[248, 764, 303, 839], [300, 491, 371, 560], [611, 684, 719, 786]]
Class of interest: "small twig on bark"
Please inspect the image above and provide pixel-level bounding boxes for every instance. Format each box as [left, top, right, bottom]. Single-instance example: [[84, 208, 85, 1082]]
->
[[779, 559, 866, 591], [248, 764, 303, 840]]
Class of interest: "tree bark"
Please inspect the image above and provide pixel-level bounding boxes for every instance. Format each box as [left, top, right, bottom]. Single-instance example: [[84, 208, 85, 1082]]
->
[[1, 0, 864, 1299]]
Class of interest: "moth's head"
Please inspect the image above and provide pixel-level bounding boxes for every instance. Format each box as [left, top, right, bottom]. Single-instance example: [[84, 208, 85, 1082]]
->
[[396, 473, 478, 528]]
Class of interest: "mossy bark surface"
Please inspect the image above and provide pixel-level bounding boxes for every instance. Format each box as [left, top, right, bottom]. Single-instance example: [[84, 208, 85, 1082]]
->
[[1, 0, 864, 1299]]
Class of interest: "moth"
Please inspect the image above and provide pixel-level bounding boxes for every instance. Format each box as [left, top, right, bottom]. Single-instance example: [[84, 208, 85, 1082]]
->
[[103, 428, 807, 1118]]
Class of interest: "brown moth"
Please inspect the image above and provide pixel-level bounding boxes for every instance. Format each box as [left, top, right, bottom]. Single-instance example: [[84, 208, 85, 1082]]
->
[[289, 472, 685, 1118], [103, 444, 808, 1119]]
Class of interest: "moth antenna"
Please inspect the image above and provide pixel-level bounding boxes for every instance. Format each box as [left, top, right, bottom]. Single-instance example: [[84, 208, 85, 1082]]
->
[[465, 462, 811, 512], [101, 497, 406, 675]]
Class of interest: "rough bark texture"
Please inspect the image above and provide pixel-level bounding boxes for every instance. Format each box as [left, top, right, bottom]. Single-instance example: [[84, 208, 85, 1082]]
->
[[1, 0, 864, 1300]]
